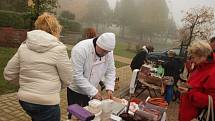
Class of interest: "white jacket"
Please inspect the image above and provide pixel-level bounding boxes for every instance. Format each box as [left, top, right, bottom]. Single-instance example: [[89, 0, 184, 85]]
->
[[68, 39, 116, 97], [4, 30, 73, 105]]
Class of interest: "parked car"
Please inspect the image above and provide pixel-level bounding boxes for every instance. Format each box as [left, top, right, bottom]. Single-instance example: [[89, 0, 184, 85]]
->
[[147, 47, 186, 62], [147, 47, 186, 72]]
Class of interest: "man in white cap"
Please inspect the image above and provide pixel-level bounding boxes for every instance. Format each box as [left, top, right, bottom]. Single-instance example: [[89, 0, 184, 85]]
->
[[67, 32, 116, 119]]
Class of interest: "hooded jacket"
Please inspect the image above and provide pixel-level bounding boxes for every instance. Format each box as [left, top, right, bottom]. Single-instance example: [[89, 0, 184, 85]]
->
[[179, 53, 215, 121], [4, 30, 73, 105], [130, 46, 149, 71], [68, 38, 116, 97]]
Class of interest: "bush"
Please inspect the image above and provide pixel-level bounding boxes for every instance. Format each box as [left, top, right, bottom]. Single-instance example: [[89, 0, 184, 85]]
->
[[59, 17, 82, 32], [60, 11, 75, 20], [0, 10, 31, 29]]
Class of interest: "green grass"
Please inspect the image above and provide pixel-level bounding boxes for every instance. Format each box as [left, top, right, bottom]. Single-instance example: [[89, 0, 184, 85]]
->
[[0, 47, 18, 95], [114, 40, 136, 59], [115, 61, 128, 68]]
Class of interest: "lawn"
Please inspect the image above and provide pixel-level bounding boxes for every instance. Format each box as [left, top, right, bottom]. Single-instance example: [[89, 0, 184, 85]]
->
[[0, 47, 18, 95], [114, 40, 136, 59]]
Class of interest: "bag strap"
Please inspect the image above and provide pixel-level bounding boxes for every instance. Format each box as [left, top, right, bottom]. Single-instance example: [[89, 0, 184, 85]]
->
[[197, 95, 214, 121], [205, 95, 214, 121], [209, 95, 214, 121], [205, 95, 211, 121]]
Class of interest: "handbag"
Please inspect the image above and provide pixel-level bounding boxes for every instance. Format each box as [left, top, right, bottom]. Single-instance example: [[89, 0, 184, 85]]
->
[[192, 95, 214, 121]]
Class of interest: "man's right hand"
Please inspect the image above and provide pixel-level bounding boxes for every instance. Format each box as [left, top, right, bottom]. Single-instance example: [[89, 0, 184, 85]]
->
[[93, 92, 102, 100]]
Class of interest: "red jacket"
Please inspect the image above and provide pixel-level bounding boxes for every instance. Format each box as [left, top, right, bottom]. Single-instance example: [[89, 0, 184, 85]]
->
[[179, 53, 215, 121]]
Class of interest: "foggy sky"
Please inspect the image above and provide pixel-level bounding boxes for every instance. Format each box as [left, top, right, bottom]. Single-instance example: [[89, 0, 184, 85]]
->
[[107, 0, 119, 9], [167, 0, 215, 27], [107, 0, 215, 27]]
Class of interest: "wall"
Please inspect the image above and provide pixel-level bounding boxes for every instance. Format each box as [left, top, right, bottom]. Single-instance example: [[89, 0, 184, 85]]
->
[[0, 27, 27, 48]]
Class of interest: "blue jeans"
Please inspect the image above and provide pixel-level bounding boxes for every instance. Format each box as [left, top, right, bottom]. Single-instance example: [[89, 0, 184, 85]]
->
[[19, 100, 60, 121], [164, 85, 173, 103]]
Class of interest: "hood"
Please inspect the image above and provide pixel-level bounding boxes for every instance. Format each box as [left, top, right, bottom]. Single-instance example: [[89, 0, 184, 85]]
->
[[25, 30, 62, 53]]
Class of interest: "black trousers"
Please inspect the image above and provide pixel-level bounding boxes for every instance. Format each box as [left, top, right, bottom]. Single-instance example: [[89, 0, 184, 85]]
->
[[67, 88, 90, 119]]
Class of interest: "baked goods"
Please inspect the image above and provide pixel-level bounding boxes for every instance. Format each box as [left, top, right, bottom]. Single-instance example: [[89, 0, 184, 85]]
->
[[88, 99, 102, 114]]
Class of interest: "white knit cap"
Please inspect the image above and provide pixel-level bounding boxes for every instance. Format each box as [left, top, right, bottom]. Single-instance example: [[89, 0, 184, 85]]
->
[[96, 33, 116, 51]]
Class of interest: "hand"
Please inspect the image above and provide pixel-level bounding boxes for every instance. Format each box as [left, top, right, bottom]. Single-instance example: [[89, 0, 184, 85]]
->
[[106, 90, 113, 99], [93, 92, 102, 100], [178, 86, 189, 94]]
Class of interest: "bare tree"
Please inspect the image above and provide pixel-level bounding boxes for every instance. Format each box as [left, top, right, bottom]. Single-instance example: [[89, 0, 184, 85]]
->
[[181, 6, 214, 46]]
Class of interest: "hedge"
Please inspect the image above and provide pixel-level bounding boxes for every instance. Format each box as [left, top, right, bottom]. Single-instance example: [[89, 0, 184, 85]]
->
[[0, 10, 31, 29], [59, 18, 82, 32]]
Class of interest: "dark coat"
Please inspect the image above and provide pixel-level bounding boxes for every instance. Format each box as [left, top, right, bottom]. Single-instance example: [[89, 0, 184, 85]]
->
[[163, 57, 180, 81], [130, 50, 148, 71]]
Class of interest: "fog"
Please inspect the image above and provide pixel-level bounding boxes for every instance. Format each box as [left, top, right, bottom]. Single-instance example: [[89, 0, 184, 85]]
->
[[58, 0, 215, 50]]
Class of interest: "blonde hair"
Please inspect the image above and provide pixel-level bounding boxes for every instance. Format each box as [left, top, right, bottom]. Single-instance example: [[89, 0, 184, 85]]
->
[[188, 40, 212, 57], [35, 12, 62, 38]]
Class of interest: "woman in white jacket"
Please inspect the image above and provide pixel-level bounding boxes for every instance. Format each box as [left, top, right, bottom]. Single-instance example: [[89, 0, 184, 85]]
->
[[4, 12, 73, 121]]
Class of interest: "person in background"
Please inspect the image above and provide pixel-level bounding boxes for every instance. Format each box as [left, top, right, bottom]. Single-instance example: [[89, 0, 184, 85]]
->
[[4, 12, 73, 121], [179, 40, 215, 121], [163, 50, 180, 103], [83, 27, 97, 39], [163, 50, 180, 81], [67, 33, 116, 119], [130, 45, 154, 71]]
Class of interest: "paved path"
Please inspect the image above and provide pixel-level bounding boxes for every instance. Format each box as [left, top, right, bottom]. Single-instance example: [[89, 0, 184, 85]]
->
[[114, 55, 131, 64]]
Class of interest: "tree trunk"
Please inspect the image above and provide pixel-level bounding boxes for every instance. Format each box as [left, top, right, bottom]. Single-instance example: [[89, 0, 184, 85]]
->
[[139, 33, 143, 41], [35, 0, 40, 18], [120, 25, 125, 38]]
